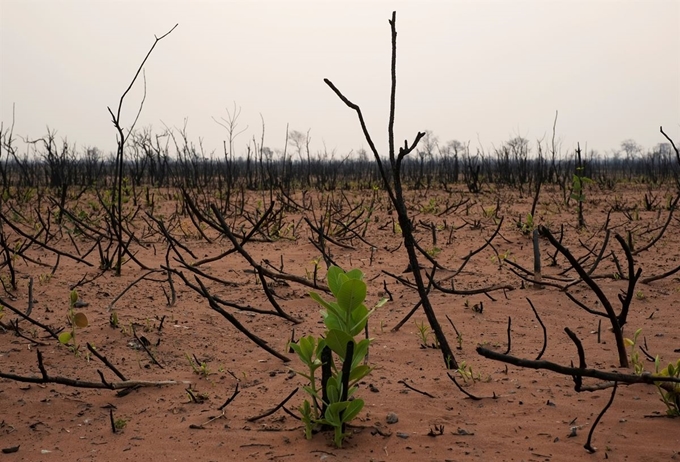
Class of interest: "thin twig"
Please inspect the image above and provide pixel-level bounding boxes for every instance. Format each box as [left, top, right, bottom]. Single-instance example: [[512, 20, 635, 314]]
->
[[247, 387, 298, 422], [584, 382, 618, 453]]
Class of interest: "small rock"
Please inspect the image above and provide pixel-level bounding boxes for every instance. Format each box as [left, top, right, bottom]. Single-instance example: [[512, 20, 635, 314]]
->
[[396, 432, 409, 439], [386, 412, 399, 424], [568, 427, 578, 438], [456, 427, 474, 436]]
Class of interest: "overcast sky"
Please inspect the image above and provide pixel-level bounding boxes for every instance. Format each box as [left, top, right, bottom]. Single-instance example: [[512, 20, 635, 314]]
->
[[1, 0, 678, 159]]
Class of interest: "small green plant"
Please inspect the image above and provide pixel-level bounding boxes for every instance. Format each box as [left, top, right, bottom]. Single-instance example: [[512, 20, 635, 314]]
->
[[570, 167, 592, 202], [305, 256, 323, 281], [109, 311, 119, 328], [58, 289, 88, 353], [655, 358, 680, 416], [635, 290, 645, 300], [414, 320, 439, 349], [456, 361, 480, 384], [186, 353, 211, 378], [624, 328, 644, 374], [393, 221, 402, 235], [114, 418, 127, 430], [518, 212, 535, 235], [491, 250, 512, 265], [420, 198, 439, 214], [426, 246, 441, 258], [38, 273, 52, 284], [571, 165, 592, 228], [290, 266, 385, 448], [626, 328, 680, 416], [415, 319, 429, 345]]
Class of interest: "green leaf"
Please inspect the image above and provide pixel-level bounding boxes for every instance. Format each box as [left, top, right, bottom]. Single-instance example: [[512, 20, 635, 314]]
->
[[337, 279, 366, 314], [300, 400, 314, 440], [349, 364, 372, 384], [350, 304, 371, 337], [351, 338, 372, 369], [633, 328, 642, 342], [324, 401, 348, 427], [342, 398, 364, 422], [302, 385, 321, 401], [326, 266, 344, 297], [288, 341, 302, 356], [345, 268, 364, 281], [299, 336, 315, 362], [310, 292, 334, 312], [325, 330, 354, 359], [315, 338, 327, 357], [311, 293, 344, 322], [69, 289, 79, 307], [374, 297, 388, 309], [59, 331, 72, 344], [326, 376, 342, 404], [322, 310, 344, 332]]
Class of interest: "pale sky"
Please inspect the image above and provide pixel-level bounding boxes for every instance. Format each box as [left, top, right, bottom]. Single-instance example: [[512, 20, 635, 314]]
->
[[1, 0, 679, 159]]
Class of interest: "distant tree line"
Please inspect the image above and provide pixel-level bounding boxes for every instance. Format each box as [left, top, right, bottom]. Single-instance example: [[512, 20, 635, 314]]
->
[[1, 125, 678, 196]]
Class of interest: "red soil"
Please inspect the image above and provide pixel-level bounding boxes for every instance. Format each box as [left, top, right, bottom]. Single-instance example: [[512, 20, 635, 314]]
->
[[1, 185, 679, 461]]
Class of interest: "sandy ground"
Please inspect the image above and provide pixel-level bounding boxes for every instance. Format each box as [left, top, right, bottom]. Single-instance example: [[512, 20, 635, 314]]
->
[[1, 184, 679, 461]]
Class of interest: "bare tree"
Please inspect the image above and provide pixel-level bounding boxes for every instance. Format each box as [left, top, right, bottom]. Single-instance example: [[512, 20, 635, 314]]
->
[[325, 12, 458, 369], [288, 128, 312, 186], [415, 130, 437, 188]]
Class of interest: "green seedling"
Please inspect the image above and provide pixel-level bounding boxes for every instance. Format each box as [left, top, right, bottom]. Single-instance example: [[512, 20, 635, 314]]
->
[[571, 165, 592, 228], [414, 320, 439, 349], [38, 273, 52, 284], [456, 361, 480, 384], [58, 289, 89, 353], [109, 311, 119, 328], [483, 206, 496, 218], [114, 418, 127, 430], [305, 256, 323, 281], [491, 250, 512, 265], [635, 291, 645, 300], [426, 246, 441, 258], [415, 320, 429, 346], [626, 328, 680, 415], [655, 358, 680, 416], [518, 212, 535, 235], [421, 198, 439, 214], [570, 167, 592, 202], [624, 328, 644, 375], [186, 353, 211, 378], [393, 222, 402, 235], [290, 266, 385, 448]]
